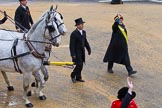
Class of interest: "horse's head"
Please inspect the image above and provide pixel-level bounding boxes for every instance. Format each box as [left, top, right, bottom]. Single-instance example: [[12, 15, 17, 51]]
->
[[44, 9, 61, 47], [50, 5, 67, 36]]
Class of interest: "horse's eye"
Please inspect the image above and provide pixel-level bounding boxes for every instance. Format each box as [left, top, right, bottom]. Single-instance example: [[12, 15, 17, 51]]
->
[[54, 17, 57, 21], [48, 25, 55, 32]]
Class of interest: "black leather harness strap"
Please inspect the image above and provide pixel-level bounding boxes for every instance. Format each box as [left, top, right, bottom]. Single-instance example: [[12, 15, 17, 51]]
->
[[11, 38, 22, 73], [0, 52, 31, 61], [25, 40, 45, 58]]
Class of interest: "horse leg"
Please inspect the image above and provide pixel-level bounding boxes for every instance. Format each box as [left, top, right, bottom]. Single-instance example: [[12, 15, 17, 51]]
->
[[39, 65, 48, 100], [32, 70, 46, 100], [28, 70, 46, 100], [32, 70, 46, 88], [23, 72, 33, 107], [31, 65, 48, 87], [41, 65, 49, 81], [1, 71, 14, 91], [34, 79, 47, 100]]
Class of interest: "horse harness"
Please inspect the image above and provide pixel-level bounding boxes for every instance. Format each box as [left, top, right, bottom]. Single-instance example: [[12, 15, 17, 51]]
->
[[10, 23, 56, 73], [0, 11, 62, 73], [0, 33, 47, 73]]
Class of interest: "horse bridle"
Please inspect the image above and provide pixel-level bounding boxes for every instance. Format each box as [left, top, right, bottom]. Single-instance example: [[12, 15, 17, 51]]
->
[[44, 21, 60, 41], [25, 14, 61, 58], [51, 11, 65, 33], [44, 15, 61, 42]]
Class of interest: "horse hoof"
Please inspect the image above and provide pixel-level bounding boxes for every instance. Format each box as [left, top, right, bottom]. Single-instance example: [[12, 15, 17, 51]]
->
[[44, 76, 49, 81], [31, 82, 36, 87], [26, 103, 33, 107], [7, 86, 14, 91], [27, 91, 32, 97], [39, 95, 46, 100]]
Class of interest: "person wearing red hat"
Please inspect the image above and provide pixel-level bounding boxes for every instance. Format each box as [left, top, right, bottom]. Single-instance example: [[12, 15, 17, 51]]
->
[[14, 0, 33, 32], [111, 77, 138, 108], [69, 17, 91, 83], [0, 10, 7, 24]]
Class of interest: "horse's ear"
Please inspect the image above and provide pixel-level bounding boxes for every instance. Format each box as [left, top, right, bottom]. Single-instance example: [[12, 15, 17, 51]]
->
[[55, 5, 58, 11], [50, 5, 53, 11], [46, 12, 51, 21]]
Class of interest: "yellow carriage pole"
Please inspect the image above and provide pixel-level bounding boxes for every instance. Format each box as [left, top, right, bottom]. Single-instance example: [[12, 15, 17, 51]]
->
[[43, 61, 74, 66], [49, 61, 74, 66]]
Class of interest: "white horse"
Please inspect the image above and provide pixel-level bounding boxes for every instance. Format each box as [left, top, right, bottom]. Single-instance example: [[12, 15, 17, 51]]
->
[[28, 6, 67, 98], [34, 5, 67, 83], [1, 5, 67, 99], [0, 6, 66, 107]]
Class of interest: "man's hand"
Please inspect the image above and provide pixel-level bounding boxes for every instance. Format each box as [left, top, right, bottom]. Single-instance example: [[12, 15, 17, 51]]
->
[[88, 51, 91, 55], [127, 77, 133, 95], [16, 29, 21, 32], [127, 77, 133, 89], [72, 56, 76, 59], [72, 56, 76, 63]]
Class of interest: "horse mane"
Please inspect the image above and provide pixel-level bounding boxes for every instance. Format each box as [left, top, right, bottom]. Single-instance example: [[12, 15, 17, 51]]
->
[[40, 10, 48, 18], [27, 10, 49, 37], [27, 18, 44, 37]]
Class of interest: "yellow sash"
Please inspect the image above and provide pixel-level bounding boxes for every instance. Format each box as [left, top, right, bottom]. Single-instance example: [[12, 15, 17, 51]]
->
[[118, 25, 128, 44]]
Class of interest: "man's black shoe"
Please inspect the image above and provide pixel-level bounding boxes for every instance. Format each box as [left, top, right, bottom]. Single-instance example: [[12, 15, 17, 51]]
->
[[70, 72, 76, 83], [128, 71, 137, 76], [76, 79, 85, 82], [107, 69, 114, 73], [71, 78, 76, 83]]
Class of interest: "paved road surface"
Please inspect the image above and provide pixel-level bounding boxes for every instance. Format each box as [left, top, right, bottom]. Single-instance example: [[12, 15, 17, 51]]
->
[[0, 1, 162, 108]]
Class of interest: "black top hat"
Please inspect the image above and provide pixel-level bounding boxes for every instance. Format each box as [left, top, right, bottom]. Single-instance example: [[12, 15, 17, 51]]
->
[[117, 87, 136, 100], [75, 18, 85, 26]]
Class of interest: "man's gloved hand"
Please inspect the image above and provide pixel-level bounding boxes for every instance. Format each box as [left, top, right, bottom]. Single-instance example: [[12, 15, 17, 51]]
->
[[16, 28, 21, 32], [72, 56, 76, 63], [88, 50, 91, 55]]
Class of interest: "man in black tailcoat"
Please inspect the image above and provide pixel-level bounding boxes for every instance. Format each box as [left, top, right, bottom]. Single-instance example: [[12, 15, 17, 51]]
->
[[69, 18, 91, 83], [14, 0, 33, 32], [103, 14, 137, 76]]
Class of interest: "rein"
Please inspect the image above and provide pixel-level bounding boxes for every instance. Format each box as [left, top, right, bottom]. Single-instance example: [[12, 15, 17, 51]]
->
[[0, 38, 53, 44], [49, 34, 61, 41], [0, 11, 28, 33]]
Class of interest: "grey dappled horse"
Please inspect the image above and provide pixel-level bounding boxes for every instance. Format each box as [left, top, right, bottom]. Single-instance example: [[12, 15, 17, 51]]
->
[[0, 6, 66, 107], [34, 5, 67, 83], [29, 6, 67, 98]]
